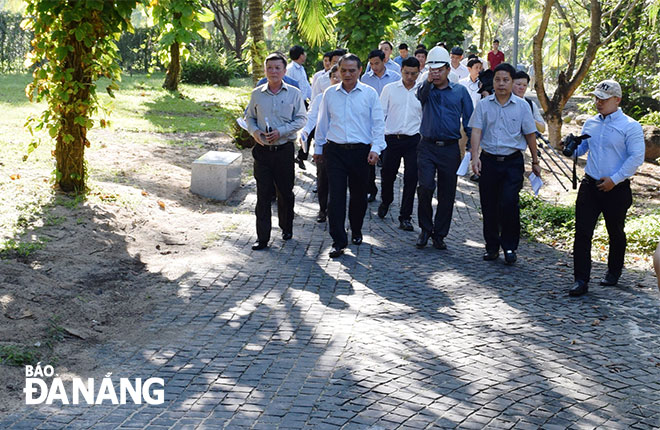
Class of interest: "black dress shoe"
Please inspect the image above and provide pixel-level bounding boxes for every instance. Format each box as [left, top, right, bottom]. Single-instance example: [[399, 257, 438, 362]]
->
[[251, 241, 268, 250], [377, 203, 388, 218], [432, 237, 447, 250], [367, 193, 376, 203], [416, 231, 431, 248], [351, 236, 362, 245], [600, 271, 620, 286], [296, 157, 306, 170], [316, 211, 326, 223], [504, 250, 517, 265], [282, 232, 292, 240], [568, 280, 589, 297], [329, 247, 344, 258], [399, 219, 414, 231], [482, 250, 499, 261]]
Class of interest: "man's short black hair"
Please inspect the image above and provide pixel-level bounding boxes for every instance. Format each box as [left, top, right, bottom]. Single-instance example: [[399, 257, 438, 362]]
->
[[414, 48, 428, 57], [323, 51, 333, 59], [379, 40, 393, 50], [401, 57, 420, 69], [331, 48, 347, 60], [467, 58, 482, 68], [467, 53, 478, 60], [289, 45, 305, 61], [398, 43, 408, 50], [493, 39, 500, 44], [368, 49, 385, 61], [513, 70, 531, 83], [450, 46, 464, 56], [329, 64, 339, 75], [338, 53, 362, 69], [416, 44, 426, 50], [265, 52, 287, 67], [493, 62, 516, 79]]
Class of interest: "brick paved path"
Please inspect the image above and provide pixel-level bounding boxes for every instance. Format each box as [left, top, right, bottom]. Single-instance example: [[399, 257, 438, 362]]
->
[[3, 167, 660, 429]]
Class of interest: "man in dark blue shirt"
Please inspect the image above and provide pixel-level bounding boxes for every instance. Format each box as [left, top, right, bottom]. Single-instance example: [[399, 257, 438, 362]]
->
[[415, 46, 474, 250]]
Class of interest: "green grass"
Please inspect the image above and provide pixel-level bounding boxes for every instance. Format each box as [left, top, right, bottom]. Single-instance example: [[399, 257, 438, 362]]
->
[[0, 72, 251, 255], [0, 344, 40, 367]]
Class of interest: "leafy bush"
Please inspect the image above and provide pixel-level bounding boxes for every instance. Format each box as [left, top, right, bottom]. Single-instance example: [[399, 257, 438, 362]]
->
[[594, 211, 660, 254], [640, 111, 660, 126], [182, 51, 240, 86], [519, 192, 575, 249]]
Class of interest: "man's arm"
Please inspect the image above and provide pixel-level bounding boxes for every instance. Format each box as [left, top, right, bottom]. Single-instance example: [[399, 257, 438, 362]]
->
[[416, 79, 432, 105], [245, 89, 266, 145], [313, 91, 331, 161], [369, 91, 386, 164], [470, 128, 482, 175], [460, 87, 474, 144], [525, 132, 541, 177], [608, 121, 645, 186]]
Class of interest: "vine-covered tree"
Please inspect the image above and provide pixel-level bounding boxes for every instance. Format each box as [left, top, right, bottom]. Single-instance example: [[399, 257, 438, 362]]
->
[[151, 0, 214, 91], [22, 0, 139, 192], [248, 0, 266, 84]]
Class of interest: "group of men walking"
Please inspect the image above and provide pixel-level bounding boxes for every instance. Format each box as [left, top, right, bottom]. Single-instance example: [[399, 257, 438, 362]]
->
[[244, 40, 646, 297]]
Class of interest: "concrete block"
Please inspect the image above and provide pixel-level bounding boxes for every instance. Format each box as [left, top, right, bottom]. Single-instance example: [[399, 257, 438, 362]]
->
[[190, 151, 242, 200]]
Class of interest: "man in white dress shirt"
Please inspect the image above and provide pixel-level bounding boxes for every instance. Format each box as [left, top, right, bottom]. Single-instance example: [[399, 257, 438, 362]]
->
[[449, 46, 469, 81], [314, 54, 387, 258], [286, 45, 312, 102], [378, 56, 423, 232], [458, 57, 483, 108]]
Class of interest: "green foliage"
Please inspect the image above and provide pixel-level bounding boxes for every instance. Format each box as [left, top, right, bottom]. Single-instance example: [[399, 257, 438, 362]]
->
[[519, 192, 575, 248], [640, 111, 660, 126], [117, 26, 160, 73], [290, 0, 335, 48], [594, 211, 660, 255], [334, 0, 397, 61], [0, 11, 32, 73], [182, 52, 239, 86], [0, 236, 48, 259], [580, 5, 660, 119], [416, 0, 473, 48], [150, 0, 214, 64], [0, 344, 40, 366]]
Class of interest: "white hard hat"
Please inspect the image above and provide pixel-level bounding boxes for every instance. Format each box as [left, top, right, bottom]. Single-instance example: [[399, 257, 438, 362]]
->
[[426, 46, 450, 68]]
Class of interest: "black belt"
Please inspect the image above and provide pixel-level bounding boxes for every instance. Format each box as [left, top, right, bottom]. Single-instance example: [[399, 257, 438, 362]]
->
[[386, 133, 420, 140], [327, 141, 369, 150], [259, 141, 293, 152], [481, 151, 521, 161], [421, 137, 458, 147]]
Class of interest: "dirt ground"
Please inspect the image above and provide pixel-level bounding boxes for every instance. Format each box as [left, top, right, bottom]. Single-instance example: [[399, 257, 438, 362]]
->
[[1, 109, 659, 414]]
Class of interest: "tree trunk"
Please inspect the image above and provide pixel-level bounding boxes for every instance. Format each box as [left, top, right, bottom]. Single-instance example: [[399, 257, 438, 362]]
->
[[479, 3, 487, 53], [545, 110, 563, 150], [57, 36, 91, 192], [248, 0, 265, 85], [163, 41, 181, 91]]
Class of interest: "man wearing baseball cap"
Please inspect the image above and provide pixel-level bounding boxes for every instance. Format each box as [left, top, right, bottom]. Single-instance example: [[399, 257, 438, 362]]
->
[[568, 79, 645, 297]]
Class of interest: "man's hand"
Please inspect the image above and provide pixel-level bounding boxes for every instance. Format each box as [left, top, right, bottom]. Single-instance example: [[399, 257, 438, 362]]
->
[[597, 177, 615, 192], [531, 163, 541, 177], [471, 157, 481, 175], [265, 129, 280, 144], [313, 154, 323, 164], [367, 151, 379, 166], [253, 131, 267, 146]]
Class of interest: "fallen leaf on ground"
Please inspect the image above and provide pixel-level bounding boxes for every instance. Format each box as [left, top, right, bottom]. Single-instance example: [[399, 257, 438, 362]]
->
[[157, 200, 166, 209]]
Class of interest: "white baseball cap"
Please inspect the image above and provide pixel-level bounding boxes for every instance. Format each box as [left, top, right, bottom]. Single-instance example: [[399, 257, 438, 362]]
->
[[590, 79, 622, 99]]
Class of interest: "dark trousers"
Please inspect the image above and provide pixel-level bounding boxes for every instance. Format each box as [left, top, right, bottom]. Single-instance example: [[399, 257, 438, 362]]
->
[[368, 164, 378, 196], [381, 134, 419, 221], [252, 142, 295, 242], [324, 142, 370, 249], [316, 154, 329, 213], [417, 141, 460, 238], [298, 128, 314, 160], [478, 151, 524, 252], [574, 176, 632, 282]]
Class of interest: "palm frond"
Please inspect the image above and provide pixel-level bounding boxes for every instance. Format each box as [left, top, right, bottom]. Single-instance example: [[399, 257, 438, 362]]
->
[[293, 0, 335, 47]]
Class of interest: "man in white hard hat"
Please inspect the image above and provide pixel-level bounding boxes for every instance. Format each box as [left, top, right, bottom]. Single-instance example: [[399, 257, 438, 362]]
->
[[415, 46, 474, 250], [568, 79, 645, 297]]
